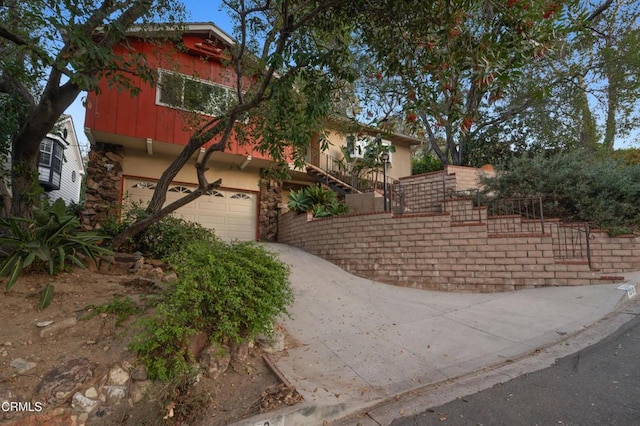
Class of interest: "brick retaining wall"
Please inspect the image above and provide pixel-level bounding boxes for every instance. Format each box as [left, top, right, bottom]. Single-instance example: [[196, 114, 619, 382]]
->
[[278, 210, 640, 292]]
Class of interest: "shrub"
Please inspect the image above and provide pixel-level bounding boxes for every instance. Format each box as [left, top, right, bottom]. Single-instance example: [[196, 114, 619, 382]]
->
[[101, 202, 217, 259], [287, 186, 349, 217], [412, 154, 444, 175], [480, 151, 640, 233], [129, 240, 292, 380], [0, 198, 112, 309]]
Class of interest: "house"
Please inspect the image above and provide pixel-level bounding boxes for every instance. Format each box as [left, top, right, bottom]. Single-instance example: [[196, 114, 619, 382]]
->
[[0, 115, 85, 216], [82, 22, 421, 241], [40, 115, 86, 206]]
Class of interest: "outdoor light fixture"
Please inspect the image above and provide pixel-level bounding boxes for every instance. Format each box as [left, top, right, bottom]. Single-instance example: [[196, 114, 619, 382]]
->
[[380, 152, 390, 212]]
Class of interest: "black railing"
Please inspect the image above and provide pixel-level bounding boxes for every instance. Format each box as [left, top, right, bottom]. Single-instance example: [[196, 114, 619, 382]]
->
[[390, 178, 446, 215], [310, 152, 401, 196], [548, 222, 592, 267], [486, 197, 545, 234]]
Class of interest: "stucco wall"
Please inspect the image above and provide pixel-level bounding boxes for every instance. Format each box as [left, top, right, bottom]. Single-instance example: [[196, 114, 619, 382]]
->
[[121, 149, 262, 192], [323, 129, 413, 181]]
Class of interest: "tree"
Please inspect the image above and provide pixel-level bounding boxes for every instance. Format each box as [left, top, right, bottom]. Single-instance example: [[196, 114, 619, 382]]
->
[[464, 0, 640, 158], [352, 0, 578, 166], [0, 0, 186, 219], [110, 0, 357, 249]]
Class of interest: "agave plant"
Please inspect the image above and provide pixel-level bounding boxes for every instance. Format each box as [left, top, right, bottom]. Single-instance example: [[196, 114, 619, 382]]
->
[[287, 188, 312, 213], [0, 198, 112, 309]]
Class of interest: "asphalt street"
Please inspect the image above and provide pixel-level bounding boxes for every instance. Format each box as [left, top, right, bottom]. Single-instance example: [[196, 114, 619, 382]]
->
[[391, 313, 640, 426]]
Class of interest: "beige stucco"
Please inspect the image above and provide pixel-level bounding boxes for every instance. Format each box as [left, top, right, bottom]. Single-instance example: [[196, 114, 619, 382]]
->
[[322, 128, 414, 181], [121, 148, 262, 193]]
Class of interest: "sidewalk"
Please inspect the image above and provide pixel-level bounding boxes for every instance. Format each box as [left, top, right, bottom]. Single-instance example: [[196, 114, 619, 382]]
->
[[234, 244, 640, 426]]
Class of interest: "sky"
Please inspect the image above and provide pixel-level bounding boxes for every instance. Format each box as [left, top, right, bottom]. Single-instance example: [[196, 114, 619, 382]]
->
[[64, 0, 232, 154]]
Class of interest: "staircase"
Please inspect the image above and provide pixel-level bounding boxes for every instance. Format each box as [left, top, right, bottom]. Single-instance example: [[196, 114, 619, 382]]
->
[[305, 163, 360, 196]]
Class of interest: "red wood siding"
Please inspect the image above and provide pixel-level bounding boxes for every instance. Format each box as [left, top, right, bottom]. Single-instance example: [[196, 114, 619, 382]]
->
[[84, 36, 278, 161]]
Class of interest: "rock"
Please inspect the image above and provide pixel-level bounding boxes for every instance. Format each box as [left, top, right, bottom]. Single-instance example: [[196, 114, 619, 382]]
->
[[257, 328, 286, 354], [36, 321, 54, 328], [84, 387, 98, 399], [36, 358, 95, 404], [130, 257, 144, 272], [199, 344, 231, 380], [230, 342, 249, 363], [78, 412, 89, 424], [144, 267, 165, 282], [107, 365, 129, 386], [130, 367, 147, 382], [102, 385, 126, 405], [40, 318, 77, 338], [105, 151, 123, 163], [1, 348, 7, 357], [161, 272, 178, 283], [0, 389, 15, 403], [146, 259, 165, 268], [10, 358, 37, 374], [188, 331, 209, 360], [129, 381, 151, 403], [71, 392, 99, 413], [4, 341, 11, 346]]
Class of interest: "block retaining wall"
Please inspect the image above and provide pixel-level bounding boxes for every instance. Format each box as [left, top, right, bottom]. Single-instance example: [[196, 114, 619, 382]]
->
[[278, 210, 640, 292]]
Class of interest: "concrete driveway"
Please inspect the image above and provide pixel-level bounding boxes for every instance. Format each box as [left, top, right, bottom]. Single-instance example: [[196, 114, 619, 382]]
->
[[236, 243, 637, 425]]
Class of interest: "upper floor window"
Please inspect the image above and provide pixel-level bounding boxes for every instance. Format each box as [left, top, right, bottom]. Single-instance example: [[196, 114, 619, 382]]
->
[[38, 138, 64, 191], [157, 69, 237, 116]]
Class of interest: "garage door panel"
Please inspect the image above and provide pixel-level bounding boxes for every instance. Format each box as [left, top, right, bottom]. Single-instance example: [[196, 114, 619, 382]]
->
[[123, 178, 257, 241]]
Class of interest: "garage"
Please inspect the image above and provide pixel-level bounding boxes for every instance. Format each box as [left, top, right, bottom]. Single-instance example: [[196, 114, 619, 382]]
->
[[123, 178, 258, 241]]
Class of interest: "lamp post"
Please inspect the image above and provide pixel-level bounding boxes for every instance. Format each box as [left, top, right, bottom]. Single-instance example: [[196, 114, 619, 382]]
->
[[380, 151, 389, 212]]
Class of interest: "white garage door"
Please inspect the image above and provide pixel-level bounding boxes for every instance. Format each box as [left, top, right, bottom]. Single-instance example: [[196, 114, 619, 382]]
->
[[124, 178, 258, 241]]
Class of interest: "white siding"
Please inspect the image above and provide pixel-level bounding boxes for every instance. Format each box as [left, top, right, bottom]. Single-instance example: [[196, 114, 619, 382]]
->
[[45, 116, 85, 205]]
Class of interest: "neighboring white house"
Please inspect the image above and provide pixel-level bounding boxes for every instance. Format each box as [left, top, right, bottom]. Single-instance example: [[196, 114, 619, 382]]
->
[[0, 115, 85, 216], [38, 115, 85, 205]]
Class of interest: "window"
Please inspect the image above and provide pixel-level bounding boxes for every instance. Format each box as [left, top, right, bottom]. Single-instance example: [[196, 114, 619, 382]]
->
[[157, 69, 237, 116], [230, 193, 251, 200], [39, 139, 54, 167], [38, 138, 64, 191], [71, 171, 77, 182], [132, 182, 156, 189], [168, 186, 193, 193]]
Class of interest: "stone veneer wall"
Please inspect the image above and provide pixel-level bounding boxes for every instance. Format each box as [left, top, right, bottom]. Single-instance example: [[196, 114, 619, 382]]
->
[[258, 174, 282, 242], [278, 210, 640, 292], [83, 143, 124, 229]]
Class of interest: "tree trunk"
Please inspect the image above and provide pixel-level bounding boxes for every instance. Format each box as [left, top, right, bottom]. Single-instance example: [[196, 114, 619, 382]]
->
[[603, 73, 618, 151], [111, 178, 222, 250], [9, 84, 81, 218]]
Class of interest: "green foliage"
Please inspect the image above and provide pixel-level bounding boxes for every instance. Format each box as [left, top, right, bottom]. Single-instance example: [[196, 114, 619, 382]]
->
[[612, 148, 640, 166], [1, 0, 187, 217], [101, 202, 217, 259], [84, 296, 140, 326], [353, 0, 578, 165], [412, 153, 444, 174], [287, 189, 312, 213], [480, 151, 640, 233], [0, 198, 112, 308], [287, 186, 349, 217], [129, 240, 292, 381]]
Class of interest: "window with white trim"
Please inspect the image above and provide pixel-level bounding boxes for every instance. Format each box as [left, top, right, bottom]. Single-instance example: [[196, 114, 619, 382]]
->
[[157, 69, 237, 116]]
